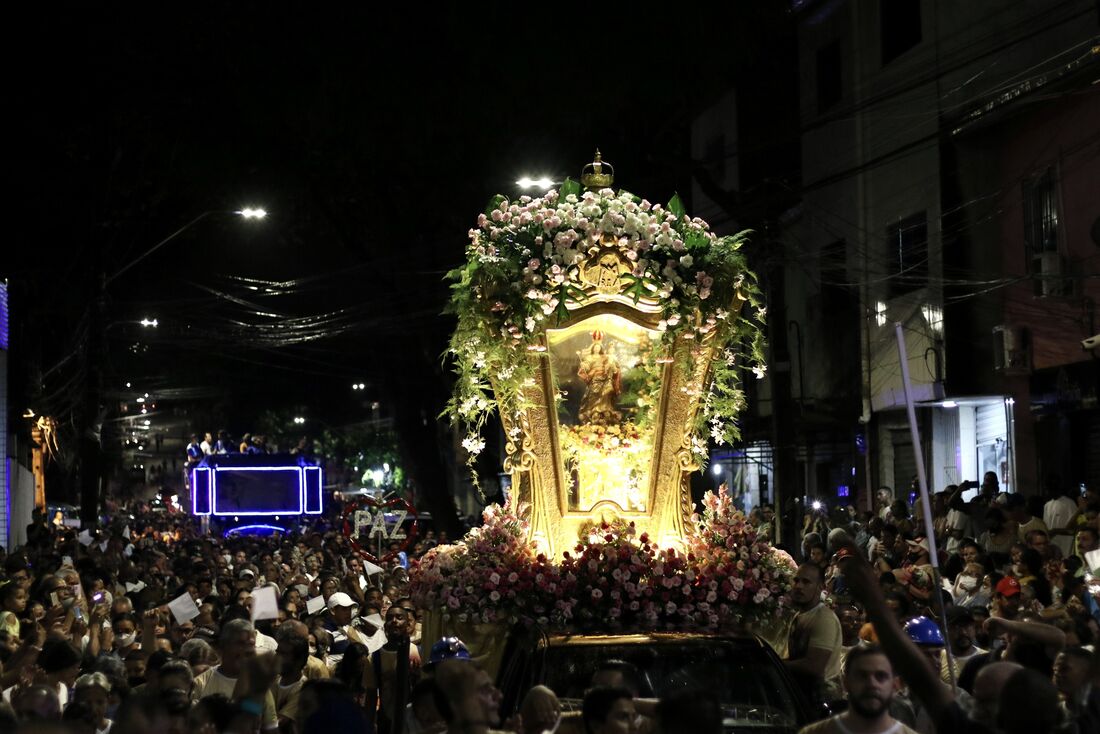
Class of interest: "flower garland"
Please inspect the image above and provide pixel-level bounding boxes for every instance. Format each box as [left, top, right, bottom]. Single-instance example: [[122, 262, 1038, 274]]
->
[[408, 500, 567, 626], [410, 492, 796, 632], [445, 182, 767, 484], [686, 489, 798, 626]]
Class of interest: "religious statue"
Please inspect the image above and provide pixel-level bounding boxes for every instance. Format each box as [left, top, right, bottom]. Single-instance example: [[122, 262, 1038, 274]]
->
[[577, 333, 622, 426]]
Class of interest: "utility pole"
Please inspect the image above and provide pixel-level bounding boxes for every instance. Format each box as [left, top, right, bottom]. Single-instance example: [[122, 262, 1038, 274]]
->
[[79, 270, 107, 529], [766, 235, 798, 549]]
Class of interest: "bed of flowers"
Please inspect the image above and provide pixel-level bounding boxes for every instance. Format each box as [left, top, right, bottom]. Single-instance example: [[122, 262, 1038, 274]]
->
[[410, 491, 798, 634], [445, 180, 767, 488]]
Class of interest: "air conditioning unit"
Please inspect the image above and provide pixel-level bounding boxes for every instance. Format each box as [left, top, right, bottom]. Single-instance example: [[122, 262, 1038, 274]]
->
[[1035, 251, 1068, 297], [993, 325, 1030, 374]]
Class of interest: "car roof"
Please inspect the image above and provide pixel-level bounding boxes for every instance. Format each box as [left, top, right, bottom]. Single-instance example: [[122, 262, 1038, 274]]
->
[[542, 631, 766, 648]]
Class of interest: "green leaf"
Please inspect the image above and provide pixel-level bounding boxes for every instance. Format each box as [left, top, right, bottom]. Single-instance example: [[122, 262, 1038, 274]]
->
[[667, 193, 686, 218], [685, 232, 709, 251], [484, 194, 507, 217], [554, 299, 571, 324], [559, 178, 582, 199], [621, 273, 654, 305]]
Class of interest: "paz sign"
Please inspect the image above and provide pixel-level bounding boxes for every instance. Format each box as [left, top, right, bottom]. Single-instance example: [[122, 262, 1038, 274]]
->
[[353, 507, 408, 540], [341, 496, 418, 562]]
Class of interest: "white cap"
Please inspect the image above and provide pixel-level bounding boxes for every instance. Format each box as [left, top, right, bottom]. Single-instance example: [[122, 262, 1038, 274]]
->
[[328, 592, 358, 613]]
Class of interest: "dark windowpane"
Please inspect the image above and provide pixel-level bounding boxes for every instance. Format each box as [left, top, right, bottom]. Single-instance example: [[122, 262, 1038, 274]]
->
[[885, 212, 928, 298], [1023, 168, 1064, 296], [1022, 168, 1059, 257], [881, 0, 922, 65]]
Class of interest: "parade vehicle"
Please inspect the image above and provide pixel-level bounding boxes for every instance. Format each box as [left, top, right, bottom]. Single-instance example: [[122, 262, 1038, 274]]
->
[[412, 155, 799, 730], [497, 630, 816, 734], [190, 453, 324, 535]]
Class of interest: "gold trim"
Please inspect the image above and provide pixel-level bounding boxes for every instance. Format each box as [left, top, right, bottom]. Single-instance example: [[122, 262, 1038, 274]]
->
[[500, 284, 745, 557]]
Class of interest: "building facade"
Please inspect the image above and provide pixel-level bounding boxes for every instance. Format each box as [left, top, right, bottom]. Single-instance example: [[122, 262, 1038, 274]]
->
[[696, 0, 1099, 514]]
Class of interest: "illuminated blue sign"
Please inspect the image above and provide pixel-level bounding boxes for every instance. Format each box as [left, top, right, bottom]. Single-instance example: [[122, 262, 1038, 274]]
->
[[0, 282, 8, 350], [191, 456, 323, 517]]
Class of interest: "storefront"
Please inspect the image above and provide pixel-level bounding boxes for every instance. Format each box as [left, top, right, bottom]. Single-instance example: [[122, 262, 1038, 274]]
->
[[917, 396, 1017, 498]]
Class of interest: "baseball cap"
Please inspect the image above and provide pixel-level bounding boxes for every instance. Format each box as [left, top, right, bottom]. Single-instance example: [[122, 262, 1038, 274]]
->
[[995, 576, 1021, 597], [907, 537, 930, 553], [328, 592, 358, 611]]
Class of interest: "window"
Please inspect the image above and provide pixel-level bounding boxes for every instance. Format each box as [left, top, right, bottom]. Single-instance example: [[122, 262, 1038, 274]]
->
[[881, 0, 922, 65], [885, 212, 928, 298], [1023, 167, 1065, 296], [816, 39, 842, 113], [1023, 167, 1060, 257]]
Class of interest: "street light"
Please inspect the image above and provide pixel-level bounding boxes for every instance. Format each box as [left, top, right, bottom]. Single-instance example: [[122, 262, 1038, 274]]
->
[[238, 207, 267, 219], [516, 176, 556, 190], [139, 318, 158, 328], [293, 416, 305, 425]]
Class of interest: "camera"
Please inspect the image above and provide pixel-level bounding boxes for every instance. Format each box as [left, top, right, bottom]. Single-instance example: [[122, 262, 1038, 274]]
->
[[1083, 334, 1100, 350]]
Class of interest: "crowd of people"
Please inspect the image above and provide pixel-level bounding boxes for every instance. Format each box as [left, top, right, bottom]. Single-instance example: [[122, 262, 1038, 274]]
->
[[186, 432, 312, 465], [766, 472, 1100, 734], [0, 471, 1094, 734]]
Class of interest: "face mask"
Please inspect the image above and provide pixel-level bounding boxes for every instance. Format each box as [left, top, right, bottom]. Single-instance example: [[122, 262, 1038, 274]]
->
[[116, 632, 137, 648], [957, 575, 979, 592]]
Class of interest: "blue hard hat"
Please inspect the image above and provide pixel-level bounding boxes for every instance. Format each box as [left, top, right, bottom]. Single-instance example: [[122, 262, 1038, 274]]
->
[[428, 636, 471, 667], [904, 616, 945, 646]]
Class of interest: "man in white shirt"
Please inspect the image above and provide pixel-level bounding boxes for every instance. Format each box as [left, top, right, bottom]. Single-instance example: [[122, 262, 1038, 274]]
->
[[798, 645, 919, 734], [191, 619, 279, 731], [940, 607, 985, 684], [1044, 487, 1079, 557]]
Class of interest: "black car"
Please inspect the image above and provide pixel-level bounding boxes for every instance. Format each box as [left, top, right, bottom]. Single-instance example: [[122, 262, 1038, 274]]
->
[[497, 629, 816, 733]]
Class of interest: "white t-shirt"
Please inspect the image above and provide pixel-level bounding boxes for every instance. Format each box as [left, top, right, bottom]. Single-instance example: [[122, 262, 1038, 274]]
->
[[1044, 496, 1077, 556]]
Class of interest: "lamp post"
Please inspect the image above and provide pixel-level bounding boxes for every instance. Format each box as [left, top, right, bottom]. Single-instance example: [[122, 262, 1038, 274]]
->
[[78, 207, 267, 527]]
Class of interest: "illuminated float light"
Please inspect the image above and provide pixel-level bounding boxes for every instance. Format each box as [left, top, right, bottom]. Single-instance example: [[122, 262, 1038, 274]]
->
[[224, 524, 286, 538]]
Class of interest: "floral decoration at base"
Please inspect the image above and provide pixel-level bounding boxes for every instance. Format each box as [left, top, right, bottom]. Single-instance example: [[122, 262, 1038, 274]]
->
[[410, 492, 798, 635]]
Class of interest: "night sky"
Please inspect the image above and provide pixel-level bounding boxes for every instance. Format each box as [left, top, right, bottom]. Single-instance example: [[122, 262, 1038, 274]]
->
[[7, 4, 796, 508]]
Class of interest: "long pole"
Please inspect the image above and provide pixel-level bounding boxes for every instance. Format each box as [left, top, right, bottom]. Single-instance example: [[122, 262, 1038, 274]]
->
[[894, 323, 957, 688]]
